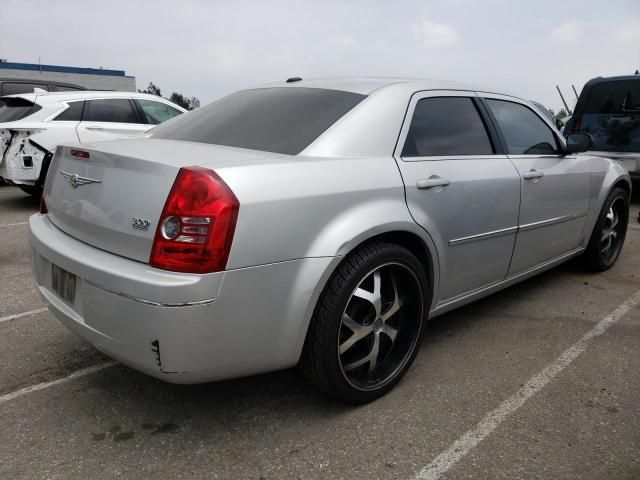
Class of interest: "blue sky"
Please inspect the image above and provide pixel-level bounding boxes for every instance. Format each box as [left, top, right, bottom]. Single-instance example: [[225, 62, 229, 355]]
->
[[2, 0, 639, 112]]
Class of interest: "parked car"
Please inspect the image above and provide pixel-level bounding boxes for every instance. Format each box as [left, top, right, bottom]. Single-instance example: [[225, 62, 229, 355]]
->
[[530, 99, 565, 131], [30, 78, 630, 404], [564, 74, 640, 178], [0, 78, 87, 96], [0, 91, 186, 195]]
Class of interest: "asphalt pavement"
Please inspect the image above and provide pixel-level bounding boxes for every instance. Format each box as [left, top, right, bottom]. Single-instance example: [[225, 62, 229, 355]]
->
[[0, 183, 638, 480]]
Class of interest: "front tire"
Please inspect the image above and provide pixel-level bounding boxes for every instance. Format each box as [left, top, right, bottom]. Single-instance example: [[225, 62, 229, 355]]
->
[[299, 242, 429, 404], [17, 184, 43, 197], [583, 186, 629, 271]]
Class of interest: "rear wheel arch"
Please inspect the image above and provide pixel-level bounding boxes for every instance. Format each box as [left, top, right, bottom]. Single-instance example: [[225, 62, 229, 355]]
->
[[306, 228, 438, 335]]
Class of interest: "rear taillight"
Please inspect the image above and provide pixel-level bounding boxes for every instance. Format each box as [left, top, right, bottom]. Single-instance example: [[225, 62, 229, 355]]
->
[[40, 196, 48, 214], [70, 149, 90, 159], [150, 167, 239, 274]]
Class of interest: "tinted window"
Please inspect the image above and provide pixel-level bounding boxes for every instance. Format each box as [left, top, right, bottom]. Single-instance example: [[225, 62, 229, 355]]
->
[[53, 85, 85, 92], [402, 97, 493, 157], [152, 87, 366, 155], [578, 80, 640, 153], [1, 82, 49, 95], [0, 97, 42, 122], [83, 99, 139, 123], [486, 99, 559, 155], [52, 101, 84, 121], [136, 99, 183, 125]]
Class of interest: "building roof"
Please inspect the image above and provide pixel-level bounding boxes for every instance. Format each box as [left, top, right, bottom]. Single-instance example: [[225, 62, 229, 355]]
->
[[0, 61, 126, 77]]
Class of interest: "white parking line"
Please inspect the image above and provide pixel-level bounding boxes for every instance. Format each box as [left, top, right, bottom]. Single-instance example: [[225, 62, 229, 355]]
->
[[0, 307, 49, 324], [0, 362, 118, 404], [414, 289, 640, 480], [0, 221, 28, 227]]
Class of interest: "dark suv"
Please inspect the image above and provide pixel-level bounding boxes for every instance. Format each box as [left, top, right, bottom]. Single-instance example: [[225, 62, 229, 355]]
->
[[0, 78, 87, 96], [565, 74, 640, 178]]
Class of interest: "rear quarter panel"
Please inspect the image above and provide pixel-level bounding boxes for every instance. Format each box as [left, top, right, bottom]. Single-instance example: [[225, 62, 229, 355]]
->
[[218, 155, 423, 266]]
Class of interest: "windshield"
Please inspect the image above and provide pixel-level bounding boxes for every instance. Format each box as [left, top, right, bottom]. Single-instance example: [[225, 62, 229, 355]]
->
[[0, 97, 42, 123], [578, 79, 640, 153], [151, 87, 366, 155]]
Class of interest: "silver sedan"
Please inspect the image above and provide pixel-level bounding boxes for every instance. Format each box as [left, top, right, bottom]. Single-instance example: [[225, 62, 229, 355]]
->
[[30, 78, 631, 403]]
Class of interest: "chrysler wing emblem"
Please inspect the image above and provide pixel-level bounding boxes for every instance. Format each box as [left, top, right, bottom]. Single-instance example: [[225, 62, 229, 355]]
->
[[59, 171, 102, 188]]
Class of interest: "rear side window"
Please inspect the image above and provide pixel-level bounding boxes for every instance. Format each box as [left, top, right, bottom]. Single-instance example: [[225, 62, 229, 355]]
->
[[52, 101, 84, 121], [1, 82, 49, 95], [53, 85, 85, 92], [136, 99, 183, 125], [83, 99, 139, 123], [486, 99, 559, 155], [151, 87, 366, 155], [402, 97, 494, 157], [0, 97, 42, 122], [578, 80, 640, 153]]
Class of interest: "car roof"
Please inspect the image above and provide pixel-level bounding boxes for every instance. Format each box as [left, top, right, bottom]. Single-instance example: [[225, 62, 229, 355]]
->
[[583, 74, 640, 87], [256, 76, 514, 97], [2, 90, 181, 105]]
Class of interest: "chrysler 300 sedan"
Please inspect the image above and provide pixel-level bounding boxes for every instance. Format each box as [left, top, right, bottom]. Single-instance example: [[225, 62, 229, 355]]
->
[[30, 78, 630, 403]]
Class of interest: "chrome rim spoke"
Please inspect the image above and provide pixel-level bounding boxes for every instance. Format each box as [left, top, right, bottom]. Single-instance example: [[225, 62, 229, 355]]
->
[[339, 314, 373, 355], [380, 273, 402, 322], [380, 323, 398, 344], [343, 332, 380, 373], [337, 262, 423, 391], [353, 270, 383, 317]]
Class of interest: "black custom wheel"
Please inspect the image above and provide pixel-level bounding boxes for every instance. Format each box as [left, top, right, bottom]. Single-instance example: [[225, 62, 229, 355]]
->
[[300, 241, 429, 404], [583, 187, 629, 271]]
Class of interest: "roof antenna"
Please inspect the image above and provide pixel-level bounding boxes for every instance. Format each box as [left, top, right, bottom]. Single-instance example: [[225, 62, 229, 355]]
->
[[286, 77, 302, 83]]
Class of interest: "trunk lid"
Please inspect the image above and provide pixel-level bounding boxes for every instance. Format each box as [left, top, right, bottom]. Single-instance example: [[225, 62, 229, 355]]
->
[[44, 138, 280, 263]]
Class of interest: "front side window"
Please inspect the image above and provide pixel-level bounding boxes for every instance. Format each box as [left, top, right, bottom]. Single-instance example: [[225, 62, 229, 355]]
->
[[136, 99, 183, 125], [83, 99, 139, 123], [151, 87, 366, 155], [578, 80, 640, 153], [486, 99, 559, 155], [52, 101, 84, 121], [0, 97, 42, 122], [402, 97, 494, 157]]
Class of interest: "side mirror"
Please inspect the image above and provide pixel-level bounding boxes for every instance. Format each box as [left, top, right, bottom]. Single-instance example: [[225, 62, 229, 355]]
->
[[565, 132, 592, 154], [555, 118, 564, 130]]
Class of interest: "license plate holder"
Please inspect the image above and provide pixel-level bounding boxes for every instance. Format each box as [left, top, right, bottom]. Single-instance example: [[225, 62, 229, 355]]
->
[[51, 264, 76, 305]]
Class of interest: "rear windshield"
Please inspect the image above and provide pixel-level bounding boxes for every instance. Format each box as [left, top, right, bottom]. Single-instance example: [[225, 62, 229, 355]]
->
[[577, 79, 640, 153], [151, 87, 366, 155], [0, 97, 42, 122]]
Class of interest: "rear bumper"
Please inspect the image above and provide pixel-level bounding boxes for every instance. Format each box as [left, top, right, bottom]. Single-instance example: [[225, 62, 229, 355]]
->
[[29, 213, 336, 383]]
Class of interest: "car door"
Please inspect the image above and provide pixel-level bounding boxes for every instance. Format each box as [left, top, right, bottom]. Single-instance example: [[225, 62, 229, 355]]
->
[[394, 91, 521, 302], [76, 98, 149, 143], [482, 95, 591, 275], [134, 98, 184, 127]]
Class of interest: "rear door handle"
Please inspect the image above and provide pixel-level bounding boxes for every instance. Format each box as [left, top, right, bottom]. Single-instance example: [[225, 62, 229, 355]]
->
[[417, 177, 451, 189], [523, 169, 544, 180], [85, 126, 105, 131]]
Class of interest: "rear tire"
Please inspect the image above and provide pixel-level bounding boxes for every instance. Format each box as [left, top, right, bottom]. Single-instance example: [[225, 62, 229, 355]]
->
[[582, 187, 629, 271], [299, 241, 429, 404]]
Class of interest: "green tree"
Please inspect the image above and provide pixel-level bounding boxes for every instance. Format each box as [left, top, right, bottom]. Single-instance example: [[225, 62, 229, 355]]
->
[[139, 82, 200, 110], [138, 82, 162, 97]]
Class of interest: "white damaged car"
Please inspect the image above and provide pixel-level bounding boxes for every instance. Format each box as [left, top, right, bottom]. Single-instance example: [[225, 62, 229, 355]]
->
[[0, 91, 185, 195]]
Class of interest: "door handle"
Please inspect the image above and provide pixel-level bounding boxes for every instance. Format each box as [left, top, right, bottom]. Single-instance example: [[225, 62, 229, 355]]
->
[[85, 126, 104, 131], [417, 177, 451, 189], [523, 169, 544, 180]]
